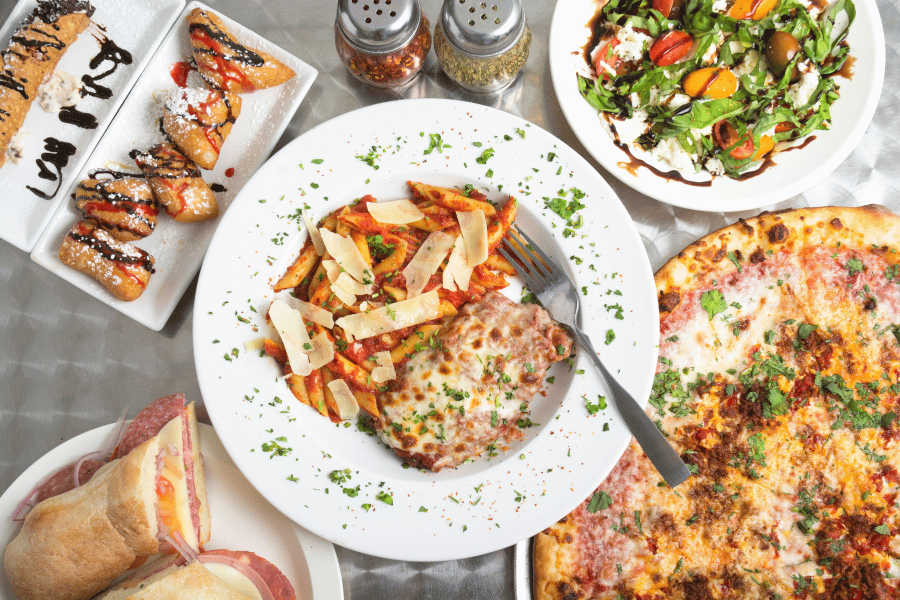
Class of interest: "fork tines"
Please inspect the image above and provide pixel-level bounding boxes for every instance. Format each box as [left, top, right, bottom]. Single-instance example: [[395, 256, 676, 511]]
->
[[500, 227, 557, 292]]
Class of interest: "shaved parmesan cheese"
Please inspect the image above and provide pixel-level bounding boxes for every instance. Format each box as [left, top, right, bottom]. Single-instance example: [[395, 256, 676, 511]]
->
[[319, 229, 372, 285], [268, 300, 313, 376], [367, 199, 425, 225], [456, 210, 488, 267], [331, 283, 357, 306], [336, 291, 441, 341], [403, 231, 455, 298], [278, 294, 335, 328], [371, 350, 396, 383], [244, 338, 266, 351], [444, 235, 474, 292], [303, 212, 325, 255], [322, 259, 342, 284], [336, 272, 373, 296], [327, 379, 360, 420], [307, 332, 335, 369]]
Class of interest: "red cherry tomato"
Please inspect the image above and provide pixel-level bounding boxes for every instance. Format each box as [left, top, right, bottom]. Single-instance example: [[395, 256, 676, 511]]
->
[[592, 38, 623, 81], [713, 121, 754, 159], [648, 31, 693, 66], [653, 0, 685, 19]]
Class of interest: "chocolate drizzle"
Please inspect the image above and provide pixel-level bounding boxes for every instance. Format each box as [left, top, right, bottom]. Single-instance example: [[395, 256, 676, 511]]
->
[[59, 104, 98, 129], [131, 145, 202, 179], [189, 11, 264, 67], [25, 0, 95, 25], [80, 36, 133, 100], [26, 137, 76, 199], [75, 171, 158, 237], [69, 230, 154, 272]]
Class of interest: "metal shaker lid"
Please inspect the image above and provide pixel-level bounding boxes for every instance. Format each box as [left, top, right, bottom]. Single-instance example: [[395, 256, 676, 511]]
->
[[336, 0, 422, 54], [439, 0, 525, 58]]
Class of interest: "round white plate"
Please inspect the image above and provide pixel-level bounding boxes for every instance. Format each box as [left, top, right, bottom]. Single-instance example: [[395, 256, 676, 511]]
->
[[193, 98, 659, 561], [548, 0, 886, 212], [0, 424, 342, 600]]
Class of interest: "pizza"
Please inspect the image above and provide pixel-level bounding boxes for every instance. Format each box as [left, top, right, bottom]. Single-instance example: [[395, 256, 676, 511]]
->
[[534, 205, 900, 600]]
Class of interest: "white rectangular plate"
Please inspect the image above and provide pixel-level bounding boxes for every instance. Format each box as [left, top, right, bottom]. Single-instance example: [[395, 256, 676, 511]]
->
[[0, 0, 186, 252], [30, 0, 317, 331]]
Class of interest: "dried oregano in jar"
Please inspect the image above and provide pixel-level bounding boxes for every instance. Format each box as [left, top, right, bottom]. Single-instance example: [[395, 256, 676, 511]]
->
[[434, 0, 531, 92], [335, 0, 432, 88]]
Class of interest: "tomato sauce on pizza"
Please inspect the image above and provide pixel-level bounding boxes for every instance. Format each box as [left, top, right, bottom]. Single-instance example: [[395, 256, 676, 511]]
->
[[535, 206, 900, 600]]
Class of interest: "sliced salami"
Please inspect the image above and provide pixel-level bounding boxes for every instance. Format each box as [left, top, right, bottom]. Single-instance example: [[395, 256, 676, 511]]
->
[[202, 550, 297, 600], [114, 393, 185, 459], [33, 457, 105, 504]]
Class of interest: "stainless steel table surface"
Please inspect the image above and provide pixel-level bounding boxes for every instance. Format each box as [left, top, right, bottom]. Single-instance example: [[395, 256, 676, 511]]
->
[[1, 0, 898, 598]]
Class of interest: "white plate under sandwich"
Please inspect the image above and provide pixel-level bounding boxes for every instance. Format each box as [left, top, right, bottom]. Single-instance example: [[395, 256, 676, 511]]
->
[[0, 423, 343, 600], [193, 98, 660, 561], [30, 1, 317, 331], [0, 0, 185, 252]]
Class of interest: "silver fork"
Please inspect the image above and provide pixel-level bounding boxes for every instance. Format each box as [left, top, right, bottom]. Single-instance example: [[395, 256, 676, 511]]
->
[[500, 227, 691, 488]]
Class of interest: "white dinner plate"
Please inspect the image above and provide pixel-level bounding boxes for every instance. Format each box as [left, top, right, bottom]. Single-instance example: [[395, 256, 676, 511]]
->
[[193, 98, 660, 561], [30, 1, 317, 331], [548, 0, 885, 212], [0, 423, 342, 600], [0, 0, 185, 252]]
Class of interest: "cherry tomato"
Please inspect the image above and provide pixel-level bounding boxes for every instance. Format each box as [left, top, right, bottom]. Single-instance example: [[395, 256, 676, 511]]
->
[[653, 0, 685, 19], [683, 67, 738, 99], [592, 39, 623, 81], [713, 121, 754, 159], [775, 121, 795, 133], [649, 31, 693, 66], [728, 0, 779, 20]]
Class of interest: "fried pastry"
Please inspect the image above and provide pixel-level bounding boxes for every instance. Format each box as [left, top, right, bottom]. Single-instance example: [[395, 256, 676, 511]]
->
[[0, 0, 94, 167], [59, 221, 155, 302], [186, 8, 295, 94], [73, 171, 158, 241], [131, 143, 219, 222], [161, 87, 241, 170]]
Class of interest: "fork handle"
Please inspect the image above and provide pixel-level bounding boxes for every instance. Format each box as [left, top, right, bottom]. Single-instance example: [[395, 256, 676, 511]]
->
[[575, 330, 692, 488]]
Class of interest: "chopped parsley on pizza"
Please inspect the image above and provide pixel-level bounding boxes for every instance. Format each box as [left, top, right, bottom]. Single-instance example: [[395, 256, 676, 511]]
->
[[535, 205, 900, 600]]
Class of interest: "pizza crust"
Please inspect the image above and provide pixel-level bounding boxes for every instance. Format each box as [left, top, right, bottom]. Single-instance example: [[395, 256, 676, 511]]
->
[[655, 204, 900, 318], [533, 514, 582, 600]]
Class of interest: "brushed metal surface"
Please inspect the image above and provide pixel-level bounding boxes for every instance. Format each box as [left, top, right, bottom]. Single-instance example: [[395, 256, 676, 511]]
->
[[1, 1, 898, 599]]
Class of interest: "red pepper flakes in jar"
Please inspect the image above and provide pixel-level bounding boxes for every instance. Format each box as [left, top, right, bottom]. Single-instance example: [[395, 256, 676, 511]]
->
[[335, 0, 431, 88]]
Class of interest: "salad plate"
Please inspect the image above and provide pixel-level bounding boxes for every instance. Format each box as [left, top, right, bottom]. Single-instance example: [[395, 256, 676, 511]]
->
[[549, 0, 885, 212], [0, 423, 343, 600], [193, 98, 660, 561]]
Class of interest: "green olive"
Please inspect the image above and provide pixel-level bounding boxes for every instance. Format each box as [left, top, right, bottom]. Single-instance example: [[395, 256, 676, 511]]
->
[[765, 31, 801, 81]]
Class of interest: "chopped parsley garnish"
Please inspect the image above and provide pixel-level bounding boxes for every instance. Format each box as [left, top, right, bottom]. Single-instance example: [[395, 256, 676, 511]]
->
[[475, 148, 495, 164], [587, 490, 613, 512], [700, 289, 727, 320], [846, 258, 864, 275]]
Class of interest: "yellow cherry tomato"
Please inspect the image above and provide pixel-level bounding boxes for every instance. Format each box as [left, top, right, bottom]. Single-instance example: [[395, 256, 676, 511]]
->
[[728, 0, 779, 20], [754, 134, 775, 160], [683, 68, 739, 99]]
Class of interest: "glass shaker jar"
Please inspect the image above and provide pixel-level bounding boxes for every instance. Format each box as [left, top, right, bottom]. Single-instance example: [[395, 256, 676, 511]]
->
[[335, 0, 431, 88], [434, 0, 531, 92]]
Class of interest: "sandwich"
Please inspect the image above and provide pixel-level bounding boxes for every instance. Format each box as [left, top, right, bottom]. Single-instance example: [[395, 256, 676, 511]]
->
[[3, 397, 209, 600], [95, 550, 297, 600]]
